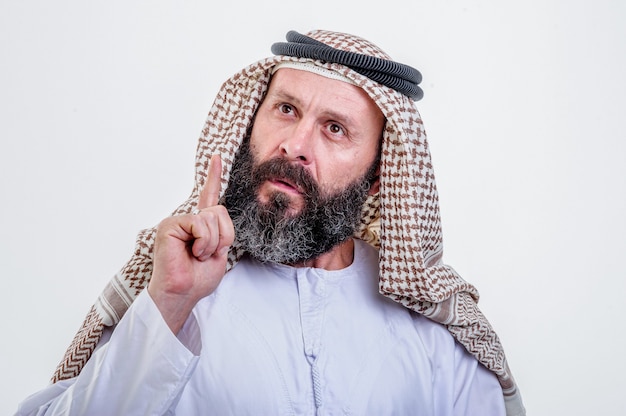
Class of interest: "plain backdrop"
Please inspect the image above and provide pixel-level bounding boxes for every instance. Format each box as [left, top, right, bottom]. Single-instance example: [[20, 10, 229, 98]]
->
[[1, 1, 625, 414]]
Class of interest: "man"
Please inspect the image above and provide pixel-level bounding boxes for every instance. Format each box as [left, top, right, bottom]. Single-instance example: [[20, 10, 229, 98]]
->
[[17, 30, 525, 415]]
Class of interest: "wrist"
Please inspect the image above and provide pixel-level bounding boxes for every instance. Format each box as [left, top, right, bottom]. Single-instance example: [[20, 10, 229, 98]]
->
[[147, 287, 197, 335]]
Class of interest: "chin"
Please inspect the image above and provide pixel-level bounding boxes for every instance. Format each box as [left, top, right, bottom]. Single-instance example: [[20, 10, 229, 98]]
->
[[257, 190, 305, 216]]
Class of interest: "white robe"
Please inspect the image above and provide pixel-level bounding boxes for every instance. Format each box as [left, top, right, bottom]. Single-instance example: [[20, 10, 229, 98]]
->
[[17, 239, 505, 415]]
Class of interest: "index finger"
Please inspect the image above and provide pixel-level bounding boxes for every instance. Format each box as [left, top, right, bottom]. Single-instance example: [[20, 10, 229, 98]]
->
[[198, 154, 223, 209]]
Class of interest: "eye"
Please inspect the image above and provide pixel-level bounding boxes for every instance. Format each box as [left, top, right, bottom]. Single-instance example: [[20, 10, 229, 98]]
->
[[327, 122, 346, 137], [278, 103, 294, 115]]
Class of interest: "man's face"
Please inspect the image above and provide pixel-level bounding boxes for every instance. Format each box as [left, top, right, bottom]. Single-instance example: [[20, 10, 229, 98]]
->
[[223, 68, 385, 264], [249, 68, 385, 215]]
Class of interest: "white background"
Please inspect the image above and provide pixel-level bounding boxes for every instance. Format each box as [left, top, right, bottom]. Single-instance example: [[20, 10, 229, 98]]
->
[[1, 1, 624, 414]]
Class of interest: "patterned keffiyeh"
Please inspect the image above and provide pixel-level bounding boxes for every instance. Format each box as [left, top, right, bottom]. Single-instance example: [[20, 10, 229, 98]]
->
[[52, 29, 525, 416]]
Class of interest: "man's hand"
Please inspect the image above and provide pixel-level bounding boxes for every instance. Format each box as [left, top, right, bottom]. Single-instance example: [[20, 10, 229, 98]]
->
[[148, 154, 235, 334]]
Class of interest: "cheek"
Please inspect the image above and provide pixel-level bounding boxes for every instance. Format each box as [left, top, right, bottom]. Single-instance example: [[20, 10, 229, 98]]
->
[[317, 155, 353, 191], [249, 121, 279, 161], [322, 148, 376, 190], [248, 131, 270, 163]]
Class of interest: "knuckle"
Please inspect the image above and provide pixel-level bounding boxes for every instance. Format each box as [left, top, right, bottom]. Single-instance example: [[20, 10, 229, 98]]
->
[[156, 216, 175, 230], [215, 205, 232, 219]]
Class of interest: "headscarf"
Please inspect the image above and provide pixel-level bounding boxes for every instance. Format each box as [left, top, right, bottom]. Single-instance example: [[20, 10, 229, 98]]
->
[[52, 30, 525, 416]]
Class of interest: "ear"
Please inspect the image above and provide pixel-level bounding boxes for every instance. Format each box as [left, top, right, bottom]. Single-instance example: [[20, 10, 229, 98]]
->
[[368, 165, 381, 196]]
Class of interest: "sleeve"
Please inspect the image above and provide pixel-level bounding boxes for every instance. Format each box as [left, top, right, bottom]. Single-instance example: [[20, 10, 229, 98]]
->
[[15, 290, 202, 416]]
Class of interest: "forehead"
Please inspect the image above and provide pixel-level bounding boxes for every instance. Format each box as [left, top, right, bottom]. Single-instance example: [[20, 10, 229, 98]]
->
[[266, 68, 384, 120]]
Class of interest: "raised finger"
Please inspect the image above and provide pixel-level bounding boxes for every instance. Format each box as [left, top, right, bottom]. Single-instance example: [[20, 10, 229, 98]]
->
[[198, 154, 223, 209]]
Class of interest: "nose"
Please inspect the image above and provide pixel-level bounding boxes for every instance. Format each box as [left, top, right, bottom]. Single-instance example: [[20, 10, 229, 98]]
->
[[279, 120, 314, 163]]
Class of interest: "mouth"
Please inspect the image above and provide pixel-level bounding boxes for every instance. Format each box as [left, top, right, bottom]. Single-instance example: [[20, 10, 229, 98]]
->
[[268, 178, 303, 195]]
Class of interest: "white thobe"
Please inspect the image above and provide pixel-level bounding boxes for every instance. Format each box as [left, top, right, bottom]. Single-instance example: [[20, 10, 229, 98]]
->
[[17, 239, 505, 415]]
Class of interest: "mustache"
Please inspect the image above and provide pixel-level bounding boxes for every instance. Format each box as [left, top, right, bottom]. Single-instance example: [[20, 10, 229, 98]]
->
[[251, 157, 319, 198]]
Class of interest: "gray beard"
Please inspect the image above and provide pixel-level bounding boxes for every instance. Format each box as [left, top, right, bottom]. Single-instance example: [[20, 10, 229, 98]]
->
[[223, 139, 377, 264]]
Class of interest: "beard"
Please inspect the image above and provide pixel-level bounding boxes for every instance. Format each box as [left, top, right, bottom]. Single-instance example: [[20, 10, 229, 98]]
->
[[222, 138, 378, 264]]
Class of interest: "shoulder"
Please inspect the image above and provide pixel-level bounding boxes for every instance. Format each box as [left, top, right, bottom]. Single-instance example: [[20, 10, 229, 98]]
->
[[410, 312, 458, 352], [407, 312, 505, 414]]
